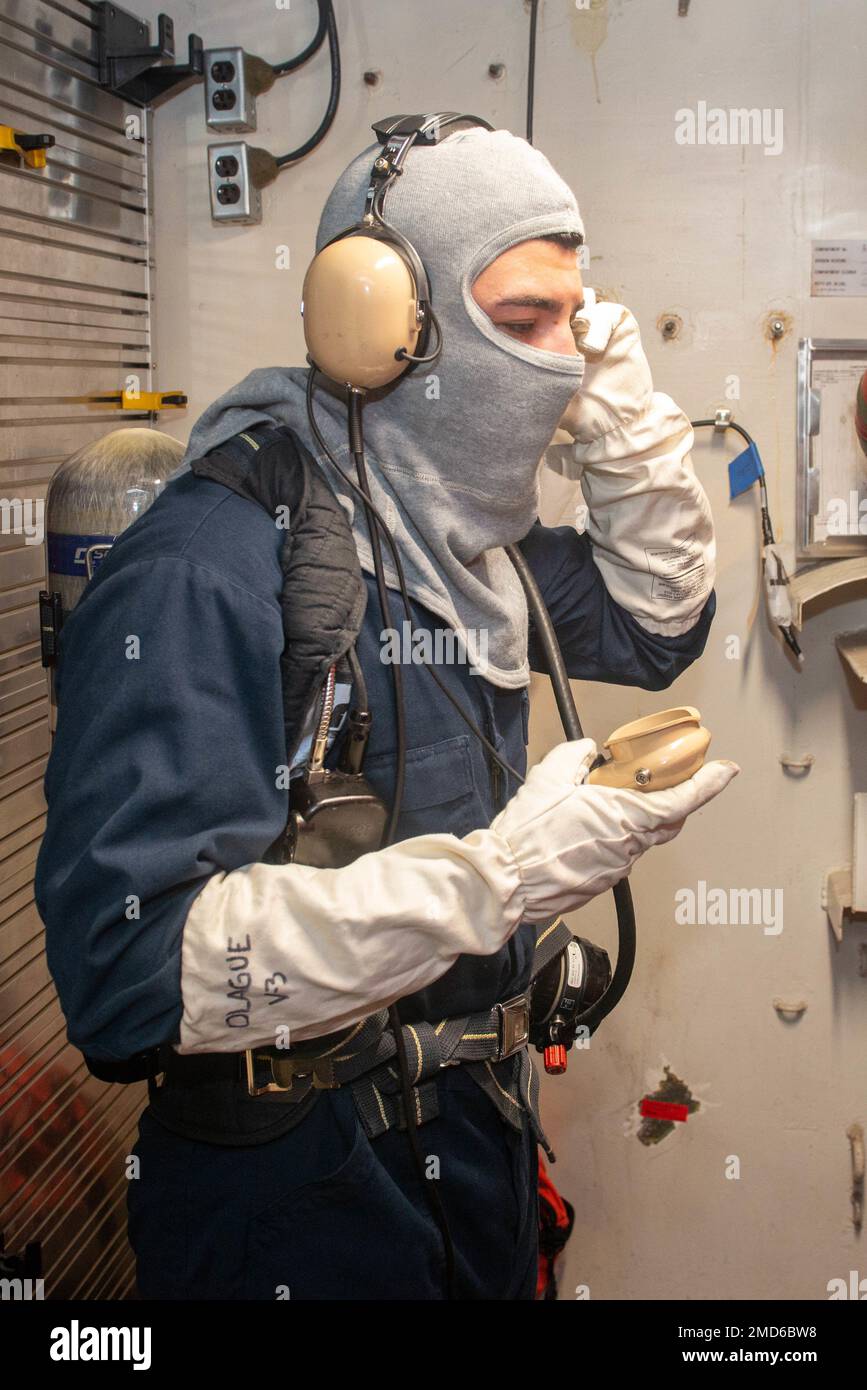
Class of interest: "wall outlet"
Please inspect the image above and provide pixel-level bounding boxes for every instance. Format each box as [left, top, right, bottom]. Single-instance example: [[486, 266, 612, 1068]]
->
[[204, 47, 257, 132], [207, 143, 262, 225]]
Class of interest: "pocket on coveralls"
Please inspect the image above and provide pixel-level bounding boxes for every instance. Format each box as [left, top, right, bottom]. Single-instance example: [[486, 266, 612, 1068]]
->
[[243, 1105, 445, 1300], [363, 733, 486, 839]]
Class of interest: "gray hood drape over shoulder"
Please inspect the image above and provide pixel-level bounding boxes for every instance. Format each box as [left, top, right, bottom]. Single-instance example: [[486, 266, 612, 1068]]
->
[[178, 127, 586, 688]]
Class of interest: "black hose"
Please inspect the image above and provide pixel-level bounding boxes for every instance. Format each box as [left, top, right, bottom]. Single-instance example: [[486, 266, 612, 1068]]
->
[[691, 418, 774, 543], [275, 1, 340, 167], [506, 543, 585, 742], [348, 406, 406, 846], [506, 542, 637, 1033], [345, 643, 368, 712], [272, 0, 329, 75]]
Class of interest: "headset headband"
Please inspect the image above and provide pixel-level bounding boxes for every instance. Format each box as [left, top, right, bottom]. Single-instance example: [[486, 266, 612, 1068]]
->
[[364, 112, 494, 223]]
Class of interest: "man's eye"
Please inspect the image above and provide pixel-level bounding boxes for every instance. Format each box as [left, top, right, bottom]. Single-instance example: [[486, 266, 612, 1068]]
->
[[499, 321, 535, 335]]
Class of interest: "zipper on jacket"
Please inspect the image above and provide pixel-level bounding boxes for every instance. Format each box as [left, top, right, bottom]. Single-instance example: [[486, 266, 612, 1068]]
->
[[484, 705, 503, 812]]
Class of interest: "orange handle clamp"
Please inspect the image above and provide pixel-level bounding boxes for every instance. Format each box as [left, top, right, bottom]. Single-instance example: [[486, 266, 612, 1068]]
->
[[543, 1044, 567, 1076]]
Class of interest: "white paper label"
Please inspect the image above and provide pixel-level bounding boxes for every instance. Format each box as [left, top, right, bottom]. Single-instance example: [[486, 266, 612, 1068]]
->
[[811, 240, 867, 297]]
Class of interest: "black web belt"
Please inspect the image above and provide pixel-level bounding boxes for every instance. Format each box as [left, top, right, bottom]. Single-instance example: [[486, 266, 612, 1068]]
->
[[152, 917, 573, 1161]]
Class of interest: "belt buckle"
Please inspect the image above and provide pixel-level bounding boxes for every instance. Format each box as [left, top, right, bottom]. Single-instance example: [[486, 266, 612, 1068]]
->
[[495, 995, 530, 1060], [244, 1048, 339, 1097], [244, 1047, 308, 1098]]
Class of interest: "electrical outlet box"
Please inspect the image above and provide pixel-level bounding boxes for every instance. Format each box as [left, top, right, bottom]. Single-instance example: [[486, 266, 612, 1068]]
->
[[207, 143, 262, 225], [205, 47, 256, 132]]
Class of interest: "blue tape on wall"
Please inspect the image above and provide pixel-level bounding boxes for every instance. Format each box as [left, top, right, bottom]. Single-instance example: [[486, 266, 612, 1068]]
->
[[728, 441, 764, 499], [47, 532, 115, 577]]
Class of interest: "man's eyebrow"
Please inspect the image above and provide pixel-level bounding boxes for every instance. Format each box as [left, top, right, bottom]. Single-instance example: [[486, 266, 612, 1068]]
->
[[492, 295, 586, 313]]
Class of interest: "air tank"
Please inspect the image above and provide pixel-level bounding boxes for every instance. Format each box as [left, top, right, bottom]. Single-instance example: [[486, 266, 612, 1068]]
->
[[43, 427, 185, 724], [45, 426, 184, 615]]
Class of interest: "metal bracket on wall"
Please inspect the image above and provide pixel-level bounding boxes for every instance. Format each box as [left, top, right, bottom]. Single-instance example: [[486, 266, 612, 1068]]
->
[[822, 866, 867, 942], [835, 630, 867, 684], [96, 3, 204, 107], [789, 557, 867, 628]]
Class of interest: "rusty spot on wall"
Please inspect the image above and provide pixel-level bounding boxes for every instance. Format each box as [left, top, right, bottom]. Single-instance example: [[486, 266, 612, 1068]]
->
[[765, 310, 793, 350], [657, 311, 683, 341], [637, 1065, 699, 1145]]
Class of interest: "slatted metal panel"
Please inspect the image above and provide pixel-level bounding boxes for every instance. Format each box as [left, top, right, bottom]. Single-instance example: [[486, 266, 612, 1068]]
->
[[0, 0, 152, 1300]]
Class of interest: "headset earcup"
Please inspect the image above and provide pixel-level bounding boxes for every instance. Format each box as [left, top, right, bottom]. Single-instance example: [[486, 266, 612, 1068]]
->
[[302, 235, 422, 389]]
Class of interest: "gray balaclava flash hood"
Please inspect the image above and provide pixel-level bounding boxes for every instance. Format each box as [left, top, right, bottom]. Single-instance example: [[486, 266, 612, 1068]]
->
[[180, 127, 586, 688]]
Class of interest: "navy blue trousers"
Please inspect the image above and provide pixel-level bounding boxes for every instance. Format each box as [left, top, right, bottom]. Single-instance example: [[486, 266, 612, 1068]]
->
[[127, 1066, 539, 1301]]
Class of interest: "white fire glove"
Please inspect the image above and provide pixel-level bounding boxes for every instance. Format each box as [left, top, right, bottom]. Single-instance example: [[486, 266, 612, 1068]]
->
[[545, 288, 716, 636], [177, 739, 738, 1054], [487, 739, 738, 922]]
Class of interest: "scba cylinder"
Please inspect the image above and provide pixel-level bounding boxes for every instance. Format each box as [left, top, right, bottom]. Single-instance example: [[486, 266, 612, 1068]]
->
[[44, 428, 185, 725], [46, 427, 184, 617]]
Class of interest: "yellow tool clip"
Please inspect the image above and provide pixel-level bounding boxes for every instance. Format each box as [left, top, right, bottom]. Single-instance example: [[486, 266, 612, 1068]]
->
[[0, 125, 55, 169], [121, 387, 187, 411], [85, 388, 188, 412]]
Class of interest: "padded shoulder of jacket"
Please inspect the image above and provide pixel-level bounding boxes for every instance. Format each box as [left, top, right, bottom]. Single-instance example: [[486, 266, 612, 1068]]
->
[[94, 467, 286, 608]]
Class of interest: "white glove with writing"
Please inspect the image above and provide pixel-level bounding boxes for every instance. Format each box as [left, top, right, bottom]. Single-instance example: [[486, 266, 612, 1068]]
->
[[177, 738, 738, 1053]]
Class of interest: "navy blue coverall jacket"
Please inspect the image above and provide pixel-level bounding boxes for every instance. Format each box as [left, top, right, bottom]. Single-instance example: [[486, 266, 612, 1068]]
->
[[35, 462, 714, 1299]]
